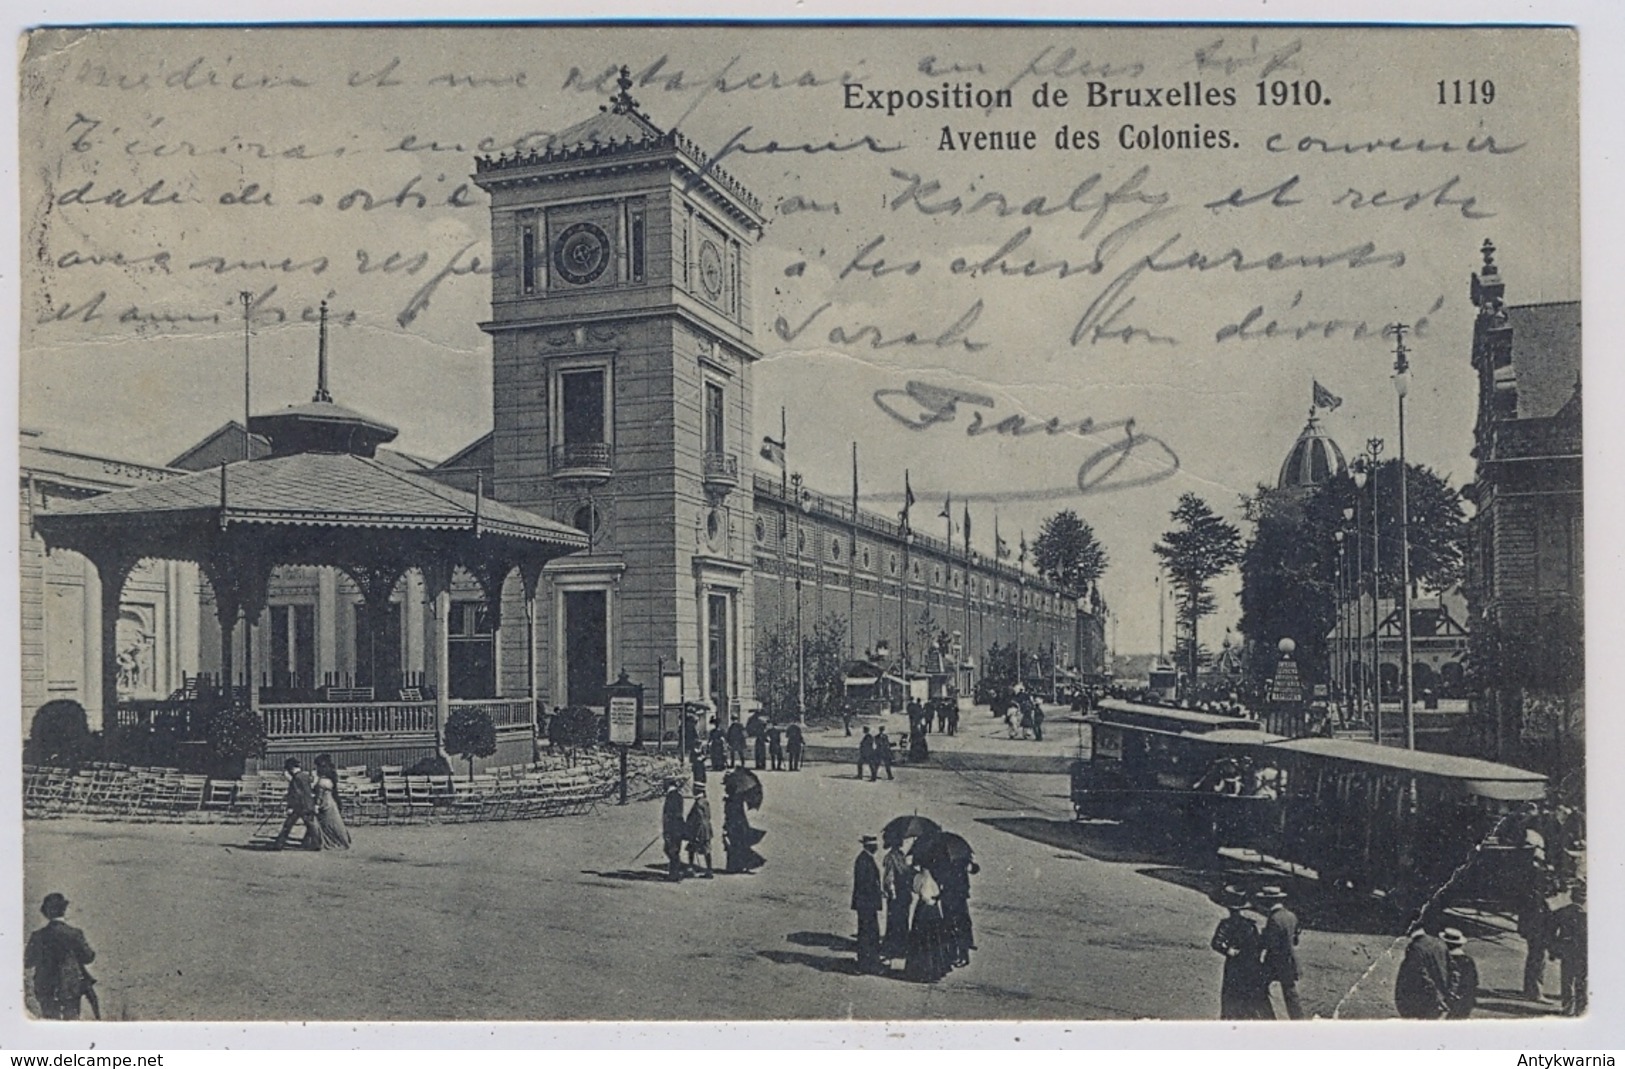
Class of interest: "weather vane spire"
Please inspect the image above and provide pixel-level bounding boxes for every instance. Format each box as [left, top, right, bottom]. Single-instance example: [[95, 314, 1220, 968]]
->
[[610, 64, 639, 116]]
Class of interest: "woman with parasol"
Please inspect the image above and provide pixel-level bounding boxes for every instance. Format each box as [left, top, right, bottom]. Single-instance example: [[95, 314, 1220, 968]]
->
[[722, 767, 766, 874], [917, 830, 978, 969], [903, 849, 953, 982], [881, 815, 939, 962]]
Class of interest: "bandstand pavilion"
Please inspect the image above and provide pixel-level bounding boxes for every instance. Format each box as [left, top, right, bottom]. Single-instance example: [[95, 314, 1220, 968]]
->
[[34, 315, 588, 769]]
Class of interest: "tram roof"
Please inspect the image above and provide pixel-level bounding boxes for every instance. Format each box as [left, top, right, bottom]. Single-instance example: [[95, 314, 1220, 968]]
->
[[1094, 699, 1273, 734], [1268, 737, 1547, 787]]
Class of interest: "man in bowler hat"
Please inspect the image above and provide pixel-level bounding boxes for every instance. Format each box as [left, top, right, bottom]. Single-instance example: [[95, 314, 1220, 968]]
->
[[852, 834, 885, 973], [24, 893, 95, 1020]]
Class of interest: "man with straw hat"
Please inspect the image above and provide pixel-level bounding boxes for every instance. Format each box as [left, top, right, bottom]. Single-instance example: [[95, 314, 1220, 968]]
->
[[1256, 885, 1304, 1019], [852, 834, 885, 974]]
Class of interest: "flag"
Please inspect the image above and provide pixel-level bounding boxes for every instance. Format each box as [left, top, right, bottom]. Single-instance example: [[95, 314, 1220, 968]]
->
[[1019, 532, 1028, 566], [1312, 380, 1343, 412], [759, 435, 785, 468], [899, 470, 915, 533], [939, 495, 952, 522], [995, 514, 1010, 559], [963, 503, 972, 550]]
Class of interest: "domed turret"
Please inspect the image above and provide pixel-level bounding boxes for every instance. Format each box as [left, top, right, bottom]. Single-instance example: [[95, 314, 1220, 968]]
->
[[1276, 410, 1347, 492]]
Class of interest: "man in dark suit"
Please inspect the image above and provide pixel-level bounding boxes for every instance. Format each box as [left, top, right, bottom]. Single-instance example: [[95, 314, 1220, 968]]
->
[[661, 780, 689, 881], [874, 727, 895, 780], [24, 893, 95, 1020], [1395, 925, 1450, 1018], [1550, 881, 1587, 1016], [786, 722, 805, 771], [725, 717, 748, 769], [273, 757, 320, 850], [1257, 886, 1304, 1019], [858, 726, 876, 780], [851, 835, 884, 973]]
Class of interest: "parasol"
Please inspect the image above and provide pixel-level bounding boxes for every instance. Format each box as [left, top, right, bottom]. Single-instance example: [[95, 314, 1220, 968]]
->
[[913, 830, 974, 865], [723, 766, 765, 809], [883, 814, 942, 843]]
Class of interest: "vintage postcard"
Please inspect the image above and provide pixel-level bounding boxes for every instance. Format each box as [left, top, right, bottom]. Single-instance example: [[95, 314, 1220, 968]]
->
[[14, 22, 1587, 1030]]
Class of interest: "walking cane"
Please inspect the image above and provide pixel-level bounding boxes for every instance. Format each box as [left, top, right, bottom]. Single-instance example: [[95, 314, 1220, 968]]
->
[[630, 833, 661, 864]]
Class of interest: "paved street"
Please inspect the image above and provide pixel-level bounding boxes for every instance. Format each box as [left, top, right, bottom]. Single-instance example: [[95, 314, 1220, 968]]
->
[[23, 746, 1553, 1022]]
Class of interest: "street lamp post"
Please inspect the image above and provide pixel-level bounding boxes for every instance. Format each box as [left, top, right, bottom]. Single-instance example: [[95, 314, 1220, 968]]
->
[[791, 472, 806, 722], [1344, 502, 1360, 722], [1390, 325, 1417, 750], [1364, 439, 1384, 742], [1334, 529, 1346, 723]]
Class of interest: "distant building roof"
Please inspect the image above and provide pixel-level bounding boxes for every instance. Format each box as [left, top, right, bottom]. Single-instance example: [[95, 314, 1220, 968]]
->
[[38, 450, 586, 547], [1276, 412, 1347, 492], [168, 422, 272, 471]]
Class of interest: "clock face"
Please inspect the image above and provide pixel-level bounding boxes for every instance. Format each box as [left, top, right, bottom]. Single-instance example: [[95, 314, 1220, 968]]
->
[[698, 240, 725, 299], [553, 221, 611, 285]]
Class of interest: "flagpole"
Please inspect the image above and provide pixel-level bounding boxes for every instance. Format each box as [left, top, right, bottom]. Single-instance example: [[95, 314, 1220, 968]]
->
[[962, 502, 972, 695], [849, 442, 859, 661], [779, 407, 789, 655], [900, 469, 913, 680]]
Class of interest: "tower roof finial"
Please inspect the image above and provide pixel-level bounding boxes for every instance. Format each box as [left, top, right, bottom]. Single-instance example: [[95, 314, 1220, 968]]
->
[[313, 299, 332, 403], [610, 64, 639, 116]]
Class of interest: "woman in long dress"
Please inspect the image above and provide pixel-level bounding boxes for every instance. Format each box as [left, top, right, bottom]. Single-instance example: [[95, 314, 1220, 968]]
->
[[312, 754, 352, 851], [905, 864, 952, 982], [722, 783, 764, 874]]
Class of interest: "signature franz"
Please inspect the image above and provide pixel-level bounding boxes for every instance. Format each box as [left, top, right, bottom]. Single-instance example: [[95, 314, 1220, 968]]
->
[[872, 379, 1180, 499]]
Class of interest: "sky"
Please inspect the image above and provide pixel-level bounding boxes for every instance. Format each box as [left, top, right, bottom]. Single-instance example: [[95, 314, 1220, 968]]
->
[[17, 24, 1581, 656]]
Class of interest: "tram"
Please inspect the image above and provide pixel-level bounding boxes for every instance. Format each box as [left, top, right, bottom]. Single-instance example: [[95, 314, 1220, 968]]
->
[[1070, 698, 1546, 912], [1069, 700, 1282, 848]]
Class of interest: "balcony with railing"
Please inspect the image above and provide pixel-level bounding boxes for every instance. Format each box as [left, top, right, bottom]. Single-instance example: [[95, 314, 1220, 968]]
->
[[702, 451, 740, 493], [549, 441, 614, 486]]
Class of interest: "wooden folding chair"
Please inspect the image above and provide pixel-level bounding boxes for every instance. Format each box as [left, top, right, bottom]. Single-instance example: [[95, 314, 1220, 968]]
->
[[404, 775, 435, 821], [379, 774, 409, 822]]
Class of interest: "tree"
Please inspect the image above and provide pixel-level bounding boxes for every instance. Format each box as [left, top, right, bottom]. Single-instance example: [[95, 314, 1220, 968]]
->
[[548, 705, 601, 764], [1237, 461, 1468, 695], [444, 706, 497, 781], [1032, 509, 1109, 592], [753, 613, 851, 722], [1153, 493, 1243, 681], [26, 699, 95, 767], [203, 700, 268, 775]]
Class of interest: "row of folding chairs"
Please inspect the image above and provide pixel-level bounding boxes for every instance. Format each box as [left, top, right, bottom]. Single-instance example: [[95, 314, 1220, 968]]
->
[[24, 763, 613, 825], [24, 764, 215, 820]]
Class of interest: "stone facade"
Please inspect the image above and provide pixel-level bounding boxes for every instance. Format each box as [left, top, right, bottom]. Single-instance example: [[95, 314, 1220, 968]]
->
[[1462, 241, 1583, 780]]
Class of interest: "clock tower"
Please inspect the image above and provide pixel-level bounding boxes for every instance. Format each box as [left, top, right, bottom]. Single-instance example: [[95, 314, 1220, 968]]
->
[[474, 69, 764, 719]]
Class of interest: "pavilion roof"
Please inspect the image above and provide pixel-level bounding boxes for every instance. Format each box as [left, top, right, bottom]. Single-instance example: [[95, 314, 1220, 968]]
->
[[38, 451, 587, 548]]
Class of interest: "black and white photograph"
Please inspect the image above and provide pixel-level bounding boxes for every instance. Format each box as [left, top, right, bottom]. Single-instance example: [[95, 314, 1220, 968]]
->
[[10, 16, 1600, 1034]]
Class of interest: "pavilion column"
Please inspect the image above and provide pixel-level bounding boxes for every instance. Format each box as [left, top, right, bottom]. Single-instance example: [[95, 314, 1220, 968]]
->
[[201, 556, 243, 705], [422, 560, 454, 760], [520, 560, 546, 756], [238, 561, 271, 713], [469, 555, 514, 698], [341, 563, 407, 698], [89, 551, 140, 734]]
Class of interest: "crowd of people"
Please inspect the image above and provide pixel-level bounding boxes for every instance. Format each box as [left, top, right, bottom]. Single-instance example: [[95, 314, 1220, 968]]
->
[[1510, 799, 1589, 1016], [851, 826, 979, 982], [1207, 885, 1304, 1019], [1394, 921, 1482, 1019], [696, 710, 806, 781], [659, 775, 764, 881]]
